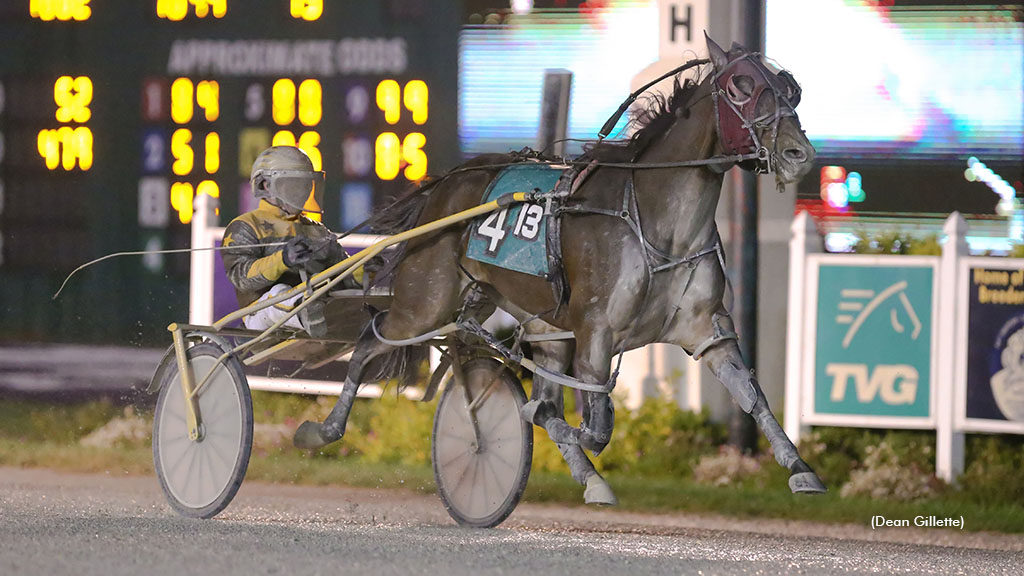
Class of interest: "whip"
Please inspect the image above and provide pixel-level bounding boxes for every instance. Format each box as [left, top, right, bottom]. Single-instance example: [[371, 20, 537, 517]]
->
[[51, 241, 288, 301]]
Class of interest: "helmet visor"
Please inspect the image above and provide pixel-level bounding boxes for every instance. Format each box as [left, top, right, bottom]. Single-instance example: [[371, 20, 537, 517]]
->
[[270, 170, 326, 214]]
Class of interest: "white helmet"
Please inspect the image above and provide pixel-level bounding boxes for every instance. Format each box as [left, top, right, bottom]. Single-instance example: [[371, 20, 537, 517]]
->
[[250, 146, 325, 214]]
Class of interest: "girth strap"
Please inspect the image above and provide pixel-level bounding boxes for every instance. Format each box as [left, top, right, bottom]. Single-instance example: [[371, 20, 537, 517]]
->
[[556, 174, 719, 275]]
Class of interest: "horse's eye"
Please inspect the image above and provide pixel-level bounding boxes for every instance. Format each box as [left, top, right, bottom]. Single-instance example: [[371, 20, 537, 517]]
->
[[726, 75, 754, 104], [786, 88, 801, 108], [778, 71, 802, 107]]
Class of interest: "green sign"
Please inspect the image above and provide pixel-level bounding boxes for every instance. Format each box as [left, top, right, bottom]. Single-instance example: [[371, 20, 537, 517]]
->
[[814, 264, 934, 418]]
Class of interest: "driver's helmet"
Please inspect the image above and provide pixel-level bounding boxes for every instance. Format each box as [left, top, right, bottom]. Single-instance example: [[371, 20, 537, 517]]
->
[[249, 146, 325, 215]]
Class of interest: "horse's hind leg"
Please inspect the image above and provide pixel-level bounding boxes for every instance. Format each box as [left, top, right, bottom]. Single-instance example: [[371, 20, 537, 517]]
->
[[701, 339, 827, 493], [521, 337, 617, 505], [294, 320, 395, 449], [295, 229, 467, 449]]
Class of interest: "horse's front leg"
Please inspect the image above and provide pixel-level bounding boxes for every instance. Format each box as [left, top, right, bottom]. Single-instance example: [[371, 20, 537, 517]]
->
[[572, 329, 615, 456], [701, 339, 827, 493], [520, 337, 617, 505]]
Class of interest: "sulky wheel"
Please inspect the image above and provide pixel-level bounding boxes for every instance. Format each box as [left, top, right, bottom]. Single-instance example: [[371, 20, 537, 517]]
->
[[432, 357, 533, 528], [152, 342, 253, 519]]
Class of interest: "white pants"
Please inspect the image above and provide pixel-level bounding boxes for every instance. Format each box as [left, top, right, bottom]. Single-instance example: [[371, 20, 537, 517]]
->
[[243, 283, 305, 331]]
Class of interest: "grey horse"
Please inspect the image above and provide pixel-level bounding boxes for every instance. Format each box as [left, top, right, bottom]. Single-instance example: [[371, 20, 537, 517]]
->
[[295, 35, 826, 504]]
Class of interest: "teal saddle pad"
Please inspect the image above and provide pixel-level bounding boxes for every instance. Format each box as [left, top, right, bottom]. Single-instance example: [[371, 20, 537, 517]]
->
[[466, 164, 562, 278]]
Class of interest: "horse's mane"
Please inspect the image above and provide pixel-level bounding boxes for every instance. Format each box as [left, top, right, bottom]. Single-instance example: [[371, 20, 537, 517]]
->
[[584, 72, 704, 162]]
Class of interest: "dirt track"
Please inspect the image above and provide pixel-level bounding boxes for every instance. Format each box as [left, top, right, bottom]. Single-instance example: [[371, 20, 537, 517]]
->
[[1, 467, 1021, 576]]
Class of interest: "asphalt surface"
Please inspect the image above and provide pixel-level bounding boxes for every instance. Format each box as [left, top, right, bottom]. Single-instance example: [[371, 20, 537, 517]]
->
[[1, 467, 1021, 576]]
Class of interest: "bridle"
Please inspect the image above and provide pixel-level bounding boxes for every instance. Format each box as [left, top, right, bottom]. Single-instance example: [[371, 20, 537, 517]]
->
[[710, 51, 802, 174], [596, 51, 802, 174]]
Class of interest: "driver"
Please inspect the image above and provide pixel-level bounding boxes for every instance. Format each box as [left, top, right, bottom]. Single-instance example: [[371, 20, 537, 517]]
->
[[221, 145, 360, 337]]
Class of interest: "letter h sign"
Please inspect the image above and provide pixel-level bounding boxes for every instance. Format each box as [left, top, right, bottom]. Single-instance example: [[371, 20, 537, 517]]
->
[[658, 1, 709, 62]]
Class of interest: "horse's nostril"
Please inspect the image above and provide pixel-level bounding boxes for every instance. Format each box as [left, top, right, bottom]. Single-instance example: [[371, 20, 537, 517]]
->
[[783, 147, 808, 164]]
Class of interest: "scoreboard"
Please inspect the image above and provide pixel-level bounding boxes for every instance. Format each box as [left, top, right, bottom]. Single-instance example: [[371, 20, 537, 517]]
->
[[0, 1, 460, 343]]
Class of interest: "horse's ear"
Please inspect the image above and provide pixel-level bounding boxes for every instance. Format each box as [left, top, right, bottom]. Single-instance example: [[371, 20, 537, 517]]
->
[[705, 33, 729, 71], [730, 41, 746, 53]]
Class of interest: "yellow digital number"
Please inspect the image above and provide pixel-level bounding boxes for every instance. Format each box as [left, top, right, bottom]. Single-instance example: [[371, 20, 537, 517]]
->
[[197, 180, 219, 198], [375, 133, 400, 180], [402, 132, 427, 180], [403, 81, 428, 125], [376, 80, 401, 125], [156, 0, 186, 21], [171, 129, 219, 175], [290, 0, 322, 21], [375, 133, 427, 181], [171, 78, 194, 124], [205, 132, 220, 174], [298, 131, 322, 171], [37, 127, 93, 171], [171, 129, 194, 176], [275, 79, 320, 126], [38, 130, 59, 170], [31, 0, 91, 21], [299, 130, 323, 222], [377, 80, 429, 125], [192, 0, 226, 18], [170, 182, 193, 223], [298, 79, 322, 127], [157, 0, 225, 21], [69, 126, 94, 170], [171, 180, 220, 224], [42, 76, 93, 170], [272, 130, 296, 147], [54, 76, 92, 123], [272, 79, 296, 126], [196, 80, 219, 122], [172, 78, 218, 123]]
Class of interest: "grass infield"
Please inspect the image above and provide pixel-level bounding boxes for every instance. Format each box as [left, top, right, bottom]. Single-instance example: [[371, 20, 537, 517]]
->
[[1, 397, 1022, 533]]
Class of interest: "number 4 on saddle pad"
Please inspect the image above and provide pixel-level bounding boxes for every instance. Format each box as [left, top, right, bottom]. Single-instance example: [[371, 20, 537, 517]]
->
[[467, 164, 562, 278]]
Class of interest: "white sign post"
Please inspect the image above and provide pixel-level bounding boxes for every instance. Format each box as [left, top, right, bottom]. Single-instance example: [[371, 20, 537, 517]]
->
[[630, 0, 710, 98], [936, 213, 967, 481], [615, 0, 711, 413]]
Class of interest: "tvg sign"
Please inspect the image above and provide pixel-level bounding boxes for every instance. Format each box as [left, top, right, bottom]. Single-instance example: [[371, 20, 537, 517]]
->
[[814, 264, 934, 418]]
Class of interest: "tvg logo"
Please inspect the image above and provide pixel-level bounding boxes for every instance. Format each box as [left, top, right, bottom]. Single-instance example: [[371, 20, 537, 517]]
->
[[826, 363, 918, 405]]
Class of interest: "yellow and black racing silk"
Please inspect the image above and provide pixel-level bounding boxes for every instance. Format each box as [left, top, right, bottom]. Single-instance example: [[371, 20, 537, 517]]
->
[[221, 200, 343, 307]]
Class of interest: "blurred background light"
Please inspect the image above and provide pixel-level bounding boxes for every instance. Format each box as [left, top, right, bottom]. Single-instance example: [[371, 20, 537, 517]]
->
[[459, 0, 658, 156], [767, 1, 1023, 162]]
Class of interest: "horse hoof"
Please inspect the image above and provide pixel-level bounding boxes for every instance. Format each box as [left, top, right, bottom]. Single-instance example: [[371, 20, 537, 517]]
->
[[293, 421, 336, 450], [584, 474, 618, 506], [789, 471, 827, 494]]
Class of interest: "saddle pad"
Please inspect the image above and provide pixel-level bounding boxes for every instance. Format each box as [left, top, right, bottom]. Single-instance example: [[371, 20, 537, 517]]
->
[[466, 164, 562, 278]]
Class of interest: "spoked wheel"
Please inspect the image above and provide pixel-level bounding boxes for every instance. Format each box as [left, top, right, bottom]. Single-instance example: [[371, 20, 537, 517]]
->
[[432, 357, 533, 528], [152, 342, 253, 519]]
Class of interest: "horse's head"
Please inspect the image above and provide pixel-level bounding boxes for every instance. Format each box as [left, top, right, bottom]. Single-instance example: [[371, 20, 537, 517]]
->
[[706, 35, 815, 185]]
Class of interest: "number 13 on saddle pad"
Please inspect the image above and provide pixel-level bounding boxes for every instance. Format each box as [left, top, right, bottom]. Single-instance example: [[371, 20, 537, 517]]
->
[[466, 164, 562, 278]]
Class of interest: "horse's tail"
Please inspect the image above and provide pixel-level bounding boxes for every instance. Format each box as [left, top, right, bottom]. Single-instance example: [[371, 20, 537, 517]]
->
[[372, 178, 438, 236], [364, 338, 429, 391], [366, 179, 439, 288]]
